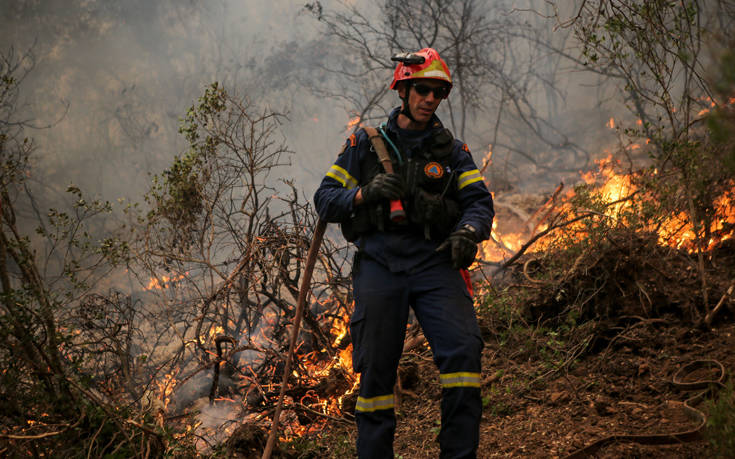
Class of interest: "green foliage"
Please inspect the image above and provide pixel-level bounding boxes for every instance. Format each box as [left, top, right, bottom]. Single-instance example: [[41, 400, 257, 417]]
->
[[476, 287, 526, 340], [284, 430, 356, 458], [430, 419, 441, 436], [573, 1, 735, 261], [142, 83, 229, 249], [484, 384, 516, 418], [488, 400, 514, 418], [705, 381, 735, 458], [0, 47, 160, 458], [148, 151, 205, 232], [179, 81, 227, 148]]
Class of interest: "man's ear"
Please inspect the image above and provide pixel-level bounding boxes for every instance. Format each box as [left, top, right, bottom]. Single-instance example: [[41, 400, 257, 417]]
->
[[397, 81, 407, 99]]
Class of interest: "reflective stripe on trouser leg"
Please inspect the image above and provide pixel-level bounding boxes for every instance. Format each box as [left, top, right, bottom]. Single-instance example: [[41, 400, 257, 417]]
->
[[440, 372, 482, 388], [410, 262, 484, 459], [351, 255, 410, 459], [355, 394, 394, 413]]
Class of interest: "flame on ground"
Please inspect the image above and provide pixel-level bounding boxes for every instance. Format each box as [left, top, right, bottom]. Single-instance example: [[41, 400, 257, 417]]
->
[[481, 155, 735, 264], [263, 304, 359, 441]]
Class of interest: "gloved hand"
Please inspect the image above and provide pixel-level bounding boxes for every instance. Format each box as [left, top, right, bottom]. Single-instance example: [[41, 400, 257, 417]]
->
[[436, 226, 478, 269], [360, 173, 404, 204]]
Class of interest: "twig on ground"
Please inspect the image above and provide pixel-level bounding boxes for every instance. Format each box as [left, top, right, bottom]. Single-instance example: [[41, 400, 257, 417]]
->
[[704, 280, 735, 327], [292, 402, 353, 425]]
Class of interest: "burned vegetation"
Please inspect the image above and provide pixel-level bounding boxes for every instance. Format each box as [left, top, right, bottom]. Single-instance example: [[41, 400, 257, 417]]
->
[[2, 1, 735, 458]]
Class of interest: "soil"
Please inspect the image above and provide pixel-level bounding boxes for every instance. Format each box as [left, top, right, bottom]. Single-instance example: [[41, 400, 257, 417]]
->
[[231, 231, 735, 458], [313, 319, 734, 458]]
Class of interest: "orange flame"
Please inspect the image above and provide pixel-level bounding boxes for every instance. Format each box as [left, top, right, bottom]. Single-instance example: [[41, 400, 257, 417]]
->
[[480, 155, 735, 264], [268, 301, 359, 440], [155, 370, 179, 414], [146, 272, 187, 290], [347, 115, 362, 131]]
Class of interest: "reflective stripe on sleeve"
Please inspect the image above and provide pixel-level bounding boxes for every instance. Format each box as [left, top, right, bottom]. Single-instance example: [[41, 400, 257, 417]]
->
[[440, 372, 481, 388], [457, 169, 483, 190], [355, 394, 394, 412], [326, 164, 358, 189]]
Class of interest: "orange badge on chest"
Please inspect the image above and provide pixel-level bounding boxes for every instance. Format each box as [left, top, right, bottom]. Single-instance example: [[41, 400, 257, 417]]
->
[[424, 162, 444, 179]]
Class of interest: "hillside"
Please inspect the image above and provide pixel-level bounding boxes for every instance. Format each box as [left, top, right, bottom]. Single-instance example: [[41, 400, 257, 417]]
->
[[232, 236, 735, 458]]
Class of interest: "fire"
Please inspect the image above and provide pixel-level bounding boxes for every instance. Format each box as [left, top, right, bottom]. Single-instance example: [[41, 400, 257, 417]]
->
[[347, 115, 362, 131], [580, 155, 633, 215], [264, 305, 361, 443], [146, 272, 187, 290], [301, 311, 355, 382], [658, 192, 735, 251], [480, 148, 493, 174], [480, 155, 735, 264], [490, 220, 525, 253], [207, 325, 225, 341], [330, 313, 349, 347], [697, 95, 735, 117], [155, 370, 179, 414], [577, 157, 735, 252], [607, 117, 615, 129]]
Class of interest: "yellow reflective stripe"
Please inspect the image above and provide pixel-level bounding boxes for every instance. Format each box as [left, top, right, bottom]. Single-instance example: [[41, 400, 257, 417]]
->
[[457, 169, 483, 190], [326, 171, 347, 187], [326, 165, 358, 189], [355, 394, 394, 412], [440, 372, 481, 388]]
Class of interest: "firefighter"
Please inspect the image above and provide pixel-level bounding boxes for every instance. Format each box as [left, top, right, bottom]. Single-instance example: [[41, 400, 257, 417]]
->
[[313, 48, 494, 459]]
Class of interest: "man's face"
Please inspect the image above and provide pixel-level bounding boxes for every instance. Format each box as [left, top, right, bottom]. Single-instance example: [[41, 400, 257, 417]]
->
[[398, 79, 448, 125]]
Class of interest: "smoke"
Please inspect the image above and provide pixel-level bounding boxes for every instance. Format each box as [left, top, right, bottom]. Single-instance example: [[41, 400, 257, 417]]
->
[[0, 0, 670, 448], [1, 0, 627, 212], [0, 0, 353, 205]]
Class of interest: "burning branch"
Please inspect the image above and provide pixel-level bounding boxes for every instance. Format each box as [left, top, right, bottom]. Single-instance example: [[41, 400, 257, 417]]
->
[[210, 335, 238, 404], [263, 219, 327, 459], [527, 182, 564, 235], [491, 211, 598, 273]]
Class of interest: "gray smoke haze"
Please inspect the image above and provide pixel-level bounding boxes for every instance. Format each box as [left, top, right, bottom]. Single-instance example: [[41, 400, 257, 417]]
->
[[0, 0, 658, 447], [1, 1, 349, 202], [1, 0, 619, 211]]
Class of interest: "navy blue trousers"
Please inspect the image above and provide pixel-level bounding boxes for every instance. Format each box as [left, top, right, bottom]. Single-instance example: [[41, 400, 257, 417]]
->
[[350, 254, 483, 459]]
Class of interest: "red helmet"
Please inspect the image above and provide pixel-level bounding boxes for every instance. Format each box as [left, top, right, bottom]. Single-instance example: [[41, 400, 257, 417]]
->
[[389, 48, 452, 97]]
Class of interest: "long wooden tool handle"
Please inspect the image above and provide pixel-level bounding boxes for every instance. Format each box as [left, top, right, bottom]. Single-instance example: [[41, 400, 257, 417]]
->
[[262, 218, 327, 459], [365, 127, 405, 222], [378, 158, 406, 222]]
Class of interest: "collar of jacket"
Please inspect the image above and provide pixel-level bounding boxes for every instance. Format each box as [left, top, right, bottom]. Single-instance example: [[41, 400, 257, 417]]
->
[[386, 106, 444, 135]]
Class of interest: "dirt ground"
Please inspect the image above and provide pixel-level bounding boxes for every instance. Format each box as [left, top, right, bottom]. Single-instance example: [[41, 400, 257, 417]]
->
[[232, 233, 735, 458], [310, 319, 734, 458]]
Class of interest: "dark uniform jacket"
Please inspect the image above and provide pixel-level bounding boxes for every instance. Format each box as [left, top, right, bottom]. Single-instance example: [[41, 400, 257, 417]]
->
[[314, 108, 494, 273]]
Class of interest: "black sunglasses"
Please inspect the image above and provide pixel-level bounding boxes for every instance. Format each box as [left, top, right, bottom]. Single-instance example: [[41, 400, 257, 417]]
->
[[411, 82, 449, 99]]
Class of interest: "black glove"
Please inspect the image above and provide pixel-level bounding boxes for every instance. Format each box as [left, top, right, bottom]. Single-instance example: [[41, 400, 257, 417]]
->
[[360, 173, 404, 204], [436, 226, 478, 270]]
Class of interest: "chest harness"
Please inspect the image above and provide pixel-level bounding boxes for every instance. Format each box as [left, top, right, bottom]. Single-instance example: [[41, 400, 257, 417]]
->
[[340, 123, 461, 242]]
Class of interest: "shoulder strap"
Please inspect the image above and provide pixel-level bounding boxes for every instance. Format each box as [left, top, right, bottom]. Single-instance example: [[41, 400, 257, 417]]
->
[[363, 126, 395, 175]]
